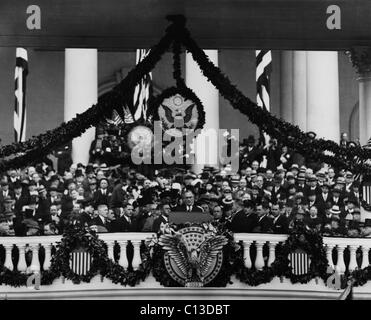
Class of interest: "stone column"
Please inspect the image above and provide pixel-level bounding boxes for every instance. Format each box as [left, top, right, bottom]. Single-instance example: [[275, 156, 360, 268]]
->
[[280, 51, 293, 123], [346, 47, 371, 145], [292, 51, 308, 131], [306, 51, 340, 142], [186, 50, 220, 174], [64, 49, 98, 165]]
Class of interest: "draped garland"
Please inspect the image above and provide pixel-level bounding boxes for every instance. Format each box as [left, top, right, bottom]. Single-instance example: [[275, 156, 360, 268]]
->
[[0, 226, 151, 287], [2, 224, 371, 291], [0, 15, 370, 174]]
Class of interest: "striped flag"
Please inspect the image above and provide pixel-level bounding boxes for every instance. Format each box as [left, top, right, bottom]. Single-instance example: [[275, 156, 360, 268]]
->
[[256, 50, 272, 147], [69, 249, 91, 276], [133, 49, 152, 121], [14, 48, 28, 143], [111, 110, 124, 126], [289, 250, 311, 275], [123, 106, 135, 124]]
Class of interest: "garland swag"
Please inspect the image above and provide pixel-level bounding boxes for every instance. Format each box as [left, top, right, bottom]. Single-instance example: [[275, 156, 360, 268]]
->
[[0, 226, 151, 287], [2, 224, 371, 289], [0, 15, 370, 174]]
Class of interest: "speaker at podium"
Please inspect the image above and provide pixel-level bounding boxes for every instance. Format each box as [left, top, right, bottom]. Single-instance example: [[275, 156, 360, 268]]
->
[[168, 212, 213, 225]]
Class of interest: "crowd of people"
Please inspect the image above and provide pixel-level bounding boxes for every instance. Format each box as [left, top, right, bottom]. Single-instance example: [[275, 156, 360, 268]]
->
[[0, 132, 368, 239]]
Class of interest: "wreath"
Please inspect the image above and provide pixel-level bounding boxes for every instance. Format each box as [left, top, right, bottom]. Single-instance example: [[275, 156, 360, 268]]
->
[[271, 223, 329, 284]]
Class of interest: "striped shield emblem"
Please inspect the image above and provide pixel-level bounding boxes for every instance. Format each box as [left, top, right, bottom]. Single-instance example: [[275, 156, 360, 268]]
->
[[69, 248, 91, 275], [289, 249, 311, 275], [362, 182, 371, 208]]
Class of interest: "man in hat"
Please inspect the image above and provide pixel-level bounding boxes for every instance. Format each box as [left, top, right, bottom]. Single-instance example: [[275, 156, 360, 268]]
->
[[316, 172, 326, 187], [327, 168, 336, 187], [290, 164, 300, 178], [271, 175, 284, 203], [305, 190, 319, 210], [304, 205, 322, 231], [361, 219, 371, 237], [330, 216, 346, 236], [330, 186, 345, 209], [304, 174, 320, 197], [241, 135, 263, 167], [296, 174, 306, 194], [22, 218, 41, 236], [347, 208, 363, 237], [230, 174, 241, 192], [347, 180, 360, 206], [110, 177, 129, 209], [345, 172, 354, 193], [343, 199, 358, 221], [322, 203, 335, 226], [317, 184, 332, 216], [0, 181, 13, 213], [93, 178, 112, 207]]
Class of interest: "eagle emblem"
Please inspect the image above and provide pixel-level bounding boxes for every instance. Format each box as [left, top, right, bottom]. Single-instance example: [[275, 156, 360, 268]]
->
[[159, 226, 227, 287], [158, 94, 199, 137]]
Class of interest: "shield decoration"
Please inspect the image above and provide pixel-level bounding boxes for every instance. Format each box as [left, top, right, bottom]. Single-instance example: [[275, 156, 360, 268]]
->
[[361, 176, 371, 210], [289, 248, 311, 275], [69, 247, 91, 275]]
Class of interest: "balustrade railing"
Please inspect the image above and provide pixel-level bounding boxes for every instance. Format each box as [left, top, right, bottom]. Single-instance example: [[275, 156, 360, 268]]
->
[[234, 233, 371, 274], [0, 233, 155, 273], [1, 232, 370, 287]]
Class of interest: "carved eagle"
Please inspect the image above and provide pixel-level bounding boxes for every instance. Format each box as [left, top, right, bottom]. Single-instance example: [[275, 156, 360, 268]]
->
[[159, 232, 228, 285], [158, 103, 198, 131]]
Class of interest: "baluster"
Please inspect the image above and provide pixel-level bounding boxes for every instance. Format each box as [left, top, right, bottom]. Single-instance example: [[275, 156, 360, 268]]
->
[[243, 241, 252, 269], [336, 245, 346, 274], [361, 246, 370, 269], [326, 244, 335, 268], [267, 241, 278, 267], [17, 243, 27, 272], [132, 240, 142, 270], [43, 243, 52, 271], [118, 240, 128, 269], [30, 243, 40, 271], [348, 245, 358, 271], [255, 241, 265, 270], [107, 241, 115, 261], [3, 244, 14, 270]]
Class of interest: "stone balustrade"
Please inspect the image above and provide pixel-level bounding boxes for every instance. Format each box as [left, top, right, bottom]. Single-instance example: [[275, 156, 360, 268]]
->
[[0, 232, 155, 273], [234, 233, 371, 273]]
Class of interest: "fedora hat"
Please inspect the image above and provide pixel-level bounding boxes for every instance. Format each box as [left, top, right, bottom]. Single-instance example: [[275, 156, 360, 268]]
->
[[330, 205, 341, 215]]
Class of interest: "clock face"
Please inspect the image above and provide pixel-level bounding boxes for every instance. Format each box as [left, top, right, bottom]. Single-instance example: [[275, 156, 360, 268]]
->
[[127, 126, 153, 149]]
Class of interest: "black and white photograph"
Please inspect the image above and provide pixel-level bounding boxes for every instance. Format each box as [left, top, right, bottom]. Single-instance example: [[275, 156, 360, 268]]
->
[[0, 0, 370, 305]]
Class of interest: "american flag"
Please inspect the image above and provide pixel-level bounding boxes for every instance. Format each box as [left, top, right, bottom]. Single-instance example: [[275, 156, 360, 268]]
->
[[107, 106, 134, 126], [256, 50, 272, 147], [14, 48, 28, 143], [133, 49, 152, 121]]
